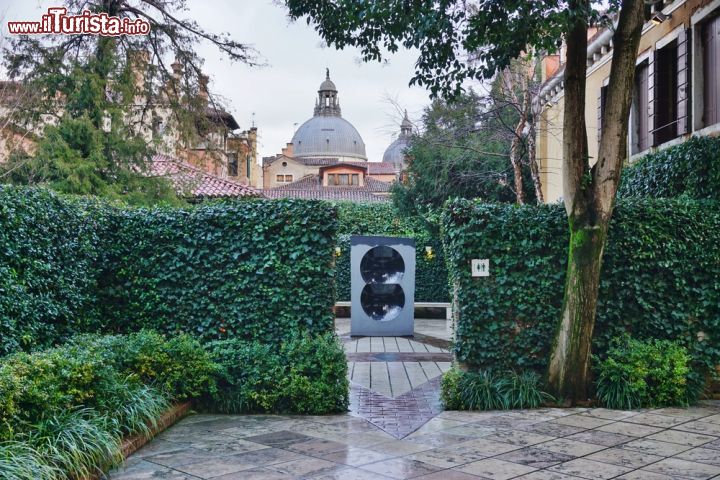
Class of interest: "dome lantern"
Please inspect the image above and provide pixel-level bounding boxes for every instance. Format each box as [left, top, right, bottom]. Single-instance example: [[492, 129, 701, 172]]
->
[[315, 68, 341, 116]]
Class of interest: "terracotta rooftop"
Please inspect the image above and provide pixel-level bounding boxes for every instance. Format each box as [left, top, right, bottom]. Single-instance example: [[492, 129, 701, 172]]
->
[[151, 154, 264, 199], [265, 155, 399, 175], [265, 174, 391, 203]]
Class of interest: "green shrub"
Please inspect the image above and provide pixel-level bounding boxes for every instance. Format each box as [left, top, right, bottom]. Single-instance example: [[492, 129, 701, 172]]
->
[[0, 345, 115, 439], [96, 199, 338, 344], [619, 136, 720, 200], [71, 331, 217, 401], [595, 336, 694, 409], [0, 186, 102, 355], [335, 202, 449, 302], [280, 333, 350, 414], [206, 333, 349, 414], [442, 198, 720, 383], [441, 368, 552, 410], [440, 367, 464, 410]]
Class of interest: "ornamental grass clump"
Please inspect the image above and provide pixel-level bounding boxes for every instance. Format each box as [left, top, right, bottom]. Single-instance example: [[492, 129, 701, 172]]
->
[[441, 367, 553, 410]]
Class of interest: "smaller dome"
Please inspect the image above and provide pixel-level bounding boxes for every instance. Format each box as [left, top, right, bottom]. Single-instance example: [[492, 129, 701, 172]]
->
[[382, 110, 412, 166], [319, 68, 337, 92], [382, 136, 410, 165]]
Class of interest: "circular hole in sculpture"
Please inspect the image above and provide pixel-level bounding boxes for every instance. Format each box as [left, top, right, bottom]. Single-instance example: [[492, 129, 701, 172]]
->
[[360, 284, 405, 322], [360, 246, 405, 284]]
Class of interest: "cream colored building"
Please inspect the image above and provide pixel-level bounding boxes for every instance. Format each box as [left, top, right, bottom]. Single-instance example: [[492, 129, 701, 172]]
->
[[537, 0, 720, 202]]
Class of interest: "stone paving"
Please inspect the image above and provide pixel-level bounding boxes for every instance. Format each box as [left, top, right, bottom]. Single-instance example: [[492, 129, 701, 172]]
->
[[107, 320, 720, 479], [109, 403, 720, 479]]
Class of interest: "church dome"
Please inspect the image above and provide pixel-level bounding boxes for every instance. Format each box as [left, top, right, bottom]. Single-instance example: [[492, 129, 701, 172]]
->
[[291, 69, 367, 161], [292, 116, 367, 160], [382, 110, 412, 166]]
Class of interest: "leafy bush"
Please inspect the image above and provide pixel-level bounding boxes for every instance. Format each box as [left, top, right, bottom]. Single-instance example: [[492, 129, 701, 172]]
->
[[595, 336, 695, 409], [442, 198, 720, 384], [0, 332, 207, 441], [441, 368, 552, 410], [0, 186, 102, 355], [619, 136, 720, 200], [96, 199, 338, 344], [335, 202, 449, 302], [74, 331, 217, 400], [206, 333, 349, 414]]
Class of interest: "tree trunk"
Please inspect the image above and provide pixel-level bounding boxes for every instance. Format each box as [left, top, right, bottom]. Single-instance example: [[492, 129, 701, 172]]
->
[[548, 0, 645, 403], [509, 72, 529, 204], [527, 121, 544, 203], [548, 222, 607, 401]]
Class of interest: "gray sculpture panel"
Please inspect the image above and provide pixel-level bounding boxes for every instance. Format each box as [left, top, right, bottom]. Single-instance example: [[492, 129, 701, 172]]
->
[[350, 235, 415, 336]]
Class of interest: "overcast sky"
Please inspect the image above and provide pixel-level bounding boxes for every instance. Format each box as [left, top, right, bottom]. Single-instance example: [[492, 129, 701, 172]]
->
[[0, 0, 432, 162]]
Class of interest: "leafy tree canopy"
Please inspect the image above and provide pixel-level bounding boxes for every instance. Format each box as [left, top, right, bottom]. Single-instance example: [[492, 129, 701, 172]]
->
[[392, 89, 536, 218], [2, 0, 258, 205], [286, 0, 611, 97]]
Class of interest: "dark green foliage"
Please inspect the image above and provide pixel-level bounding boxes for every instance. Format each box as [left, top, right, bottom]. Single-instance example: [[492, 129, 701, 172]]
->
[[0, 186, 102, 355], [440, 367, 552, 410], [442, 198, 720, 382], [205, 333, 349, 415], [0, 187, 339, 355], [97, 199, 338, 343], [619, 137, 720, 200], [335, 202, 449, 302], [595, 336, 695, 409]]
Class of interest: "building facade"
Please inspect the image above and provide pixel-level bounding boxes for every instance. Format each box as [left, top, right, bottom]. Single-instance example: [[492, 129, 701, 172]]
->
[[536, 0, 720, 202]]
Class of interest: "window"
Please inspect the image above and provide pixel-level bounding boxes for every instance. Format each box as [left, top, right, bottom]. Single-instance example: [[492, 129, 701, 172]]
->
[[276, 174, 293, 183], [631, 61, 650, 154], [228, 153, 238, 177], [351, 174, 359, 186], [654, 40, 679, 145], [338, 174, 349, 185], [702, 15, 720, 127], [327, 174, 336, 185], [597, 82, 608, 146]]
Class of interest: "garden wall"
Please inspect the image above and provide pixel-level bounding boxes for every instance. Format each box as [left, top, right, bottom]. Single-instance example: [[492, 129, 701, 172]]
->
[[442, 198, 720, 375], [96, 199, 338, 344], [618, 136, 720, 200], [0, 187, 339, 353], [335, 202, 449, 302], [0, 187, 103, 355]]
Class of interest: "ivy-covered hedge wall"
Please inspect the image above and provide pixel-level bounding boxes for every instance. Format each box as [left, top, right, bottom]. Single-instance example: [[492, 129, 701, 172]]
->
[[618, 136, 720, 200], [0, 187, 102, 355], [0, 187, 339, 354], [96, 199, 338, 344], [442, 198, 720, 376], [335, 202, 449, 302]]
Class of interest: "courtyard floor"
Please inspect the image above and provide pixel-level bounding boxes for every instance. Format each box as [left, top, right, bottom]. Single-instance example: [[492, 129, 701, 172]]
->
[[107, 320, 720, 480]]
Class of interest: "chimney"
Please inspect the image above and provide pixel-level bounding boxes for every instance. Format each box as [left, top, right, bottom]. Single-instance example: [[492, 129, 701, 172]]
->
[[171, 60, 183, 82], [198, 74, 209, 104], [128, 49, 149, 91]]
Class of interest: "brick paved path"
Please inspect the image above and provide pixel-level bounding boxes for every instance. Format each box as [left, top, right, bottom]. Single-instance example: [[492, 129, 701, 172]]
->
[[342, 321, 452, 438]]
